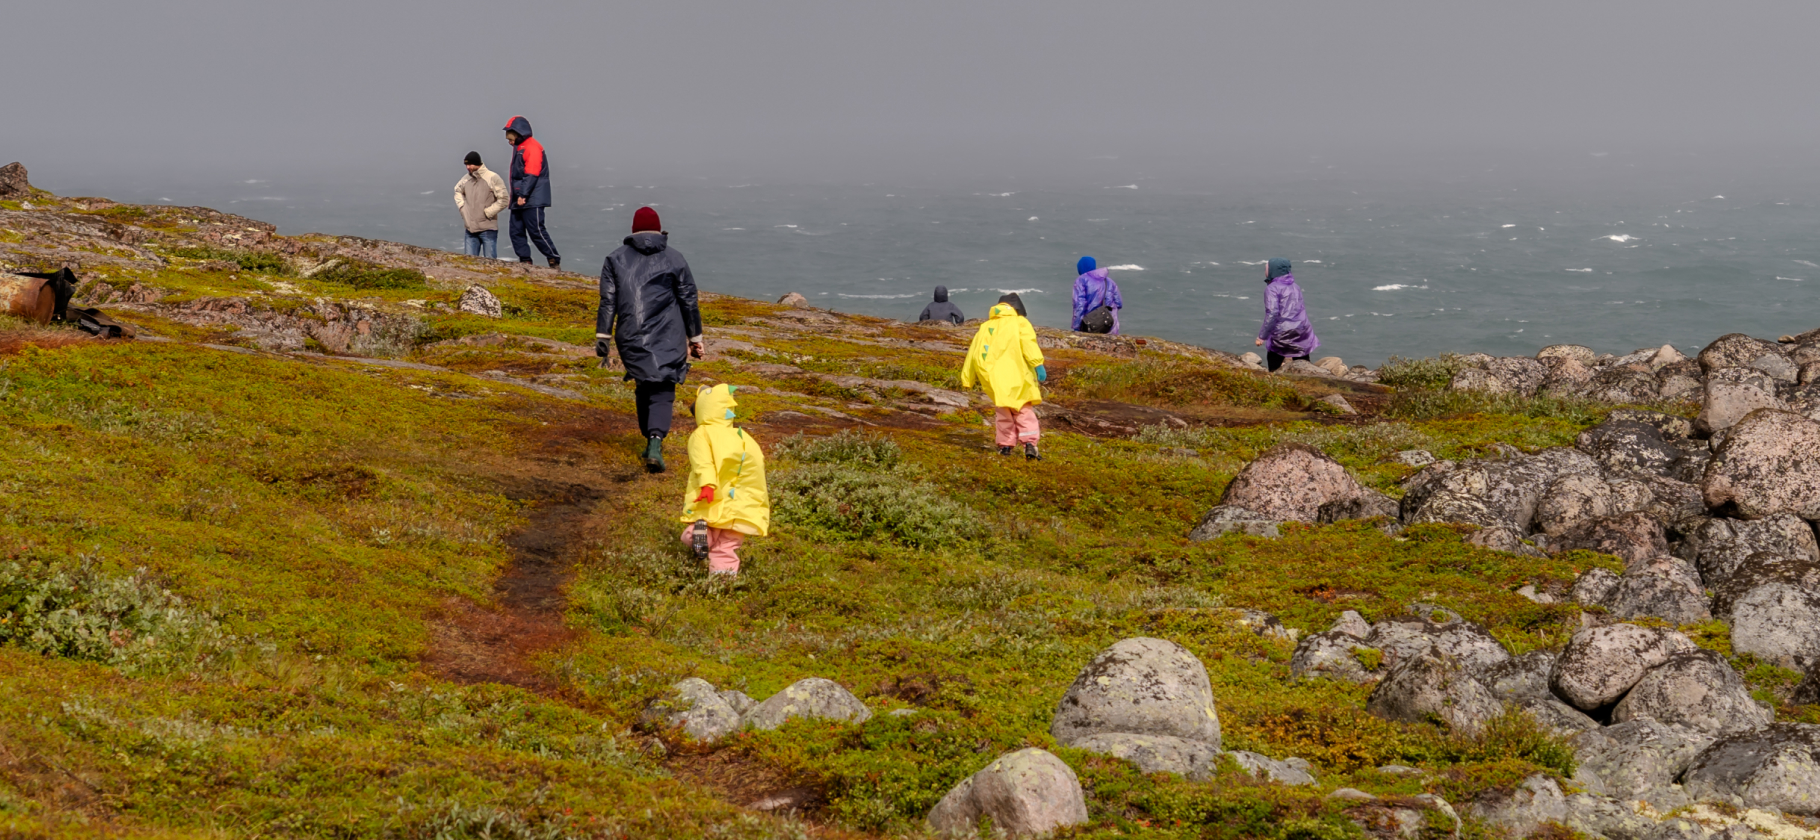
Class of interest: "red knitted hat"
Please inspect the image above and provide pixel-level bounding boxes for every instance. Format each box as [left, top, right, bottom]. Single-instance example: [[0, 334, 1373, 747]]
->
[[632, 206, 661, 233]]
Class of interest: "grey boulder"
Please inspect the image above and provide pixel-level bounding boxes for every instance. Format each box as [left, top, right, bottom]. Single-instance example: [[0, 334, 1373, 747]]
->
[[1570, 567, 1622, 606], [1051, 637, 1221, 748], [1317, 489, 1402, 523], [1289, 630, 1378, 683], [926, 748, 1089, 838], [1365, 653, 1503, 736], [743, 677, 872, 730], [1601, 558, 1712, 625], [1219, 443, 1371, 523], [1697, 333, 1789, 375], [1680, 723, 1820, 816], [1187, 505, 1280, 541], [1680, 513, 1820, 590], [1702, 409, 1820, 519], [1363, 615, 1512, 674], [1550, 624, 1698, 711], [1550, 512, 1671, 566], [1570, 718, 1709, 800], [1464, 775, 1567, 840], [457, 284, 503, 318], [1563, 793, 1655, 840], [1402, 448, 1599, 533], [1694, 368, 1787, 437], [641, 677, 743, 742], [1710, 552, 1820, 617], [719, 689, 758, 716], [1067, 733, 1221, 780], [1729, 583, 1820, 670], [1227, 750, 1317, 786], [1610, 650, 1773, 736]]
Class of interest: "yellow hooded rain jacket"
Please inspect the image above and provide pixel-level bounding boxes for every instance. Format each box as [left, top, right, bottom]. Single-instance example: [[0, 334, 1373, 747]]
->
[[960, 303, 1046, 409], [681, 384, 770, 536]]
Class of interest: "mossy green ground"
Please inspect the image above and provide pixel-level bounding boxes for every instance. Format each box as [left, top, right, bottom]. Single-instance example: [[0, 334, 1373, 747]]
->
[[2, 211, 1815, 838]]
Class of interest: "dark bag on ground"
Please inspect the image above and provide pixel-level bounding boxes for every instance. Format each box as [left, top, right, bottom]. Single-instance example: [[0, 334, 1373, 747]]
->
[[17, 268, 77, 322], [68, 307, 134, 339], [1079, 304, 1115, 334]]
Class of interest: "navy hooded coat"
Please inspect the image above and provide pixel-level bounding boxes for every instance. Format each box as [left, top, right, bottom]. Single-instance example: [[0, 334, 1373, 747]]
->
[[597, 232, 703, 384], [503, 116, 552, 208]]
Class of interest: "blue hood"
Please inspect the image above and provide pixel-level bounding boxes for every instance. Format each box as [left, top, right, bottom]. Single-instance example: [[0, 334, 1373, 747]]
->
[[1266, 258, 1292, 281], [504, 115, 533, 142]]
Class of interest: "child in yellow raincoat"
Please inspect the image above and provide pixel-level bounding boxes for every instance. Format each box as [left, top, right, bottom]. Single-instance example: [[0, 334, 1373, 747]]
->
[[960, 302, 1048, 460], [680, 383, 769, 575]]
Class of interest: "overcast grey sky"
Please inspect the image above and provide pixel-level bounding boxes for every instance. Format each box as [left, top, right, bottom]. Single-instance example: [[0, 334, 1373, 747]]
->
[[8, 1, 1820, 186]]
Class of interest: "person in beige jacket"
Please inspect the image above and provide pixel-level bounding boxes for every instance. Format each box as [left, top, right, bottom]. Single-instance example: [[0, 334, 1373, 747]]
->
[[454, 151, 509, 259]]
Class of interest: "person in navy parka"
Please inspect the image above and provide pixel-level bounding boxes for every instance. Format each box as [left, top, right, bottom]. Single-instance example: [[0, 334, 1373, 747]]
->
[[597, 206, 705, 473], [503, 115, 560, 270]]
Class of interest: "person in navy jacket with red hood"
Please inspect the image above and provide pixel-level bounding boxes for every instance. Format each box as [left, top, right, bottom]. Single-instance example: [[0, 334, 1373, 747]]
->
[[503, 116, 560, 269]]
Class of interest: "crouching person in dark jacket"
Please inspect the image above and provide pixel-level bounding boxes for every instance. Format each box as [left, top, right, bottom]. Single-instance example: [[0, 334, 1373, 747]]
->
[[598, 206, 704, 473]]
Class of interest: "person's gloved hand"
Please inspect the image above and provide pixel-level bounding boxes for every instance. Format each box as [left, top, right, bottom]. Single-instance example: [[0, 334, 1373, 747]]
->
[[696, 485, 715, 503], [1035, 364, 1047, 383], [595, 338, 612, 359]]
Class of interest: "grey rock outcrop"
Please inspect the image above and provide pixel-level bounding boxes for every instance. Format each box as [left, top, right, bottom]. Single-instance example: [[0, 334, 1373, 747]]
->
[[1551, 624, 1698, 712], [1564, 793, 1654, 840], [1698, 333, 1790, 375], [1570, 567, 1622, 606], [1610, 650, 1773, 735], [1290, 630, 1377, 683], [927, 748, 1089, 838], [1577, 417, 1686, 476], [1402, 448, 1598, 533], [1681, 513, 1820, 590], [1539, 344, 1596, 364], [776, 292, 810, 307], [1219, 443, 1371, 523], [1570, 718, 1708, 799], [1067, 733, 1221, 780], [1477, 652, 1600, 736], [0, 162, 28, 197], [1601, 558, 1712, 624], [1227, 751, 1317, 786], [457, 284, 503, 318], [1051, 637, 1221, 749], [1464, 775, 1567, 840], [1552, 513, 1672, 566], [1703, 409, 1820, 520], [1362, 615, 1512, 674], [1680, 723, 1820, 815], [1317, 490, 1401, 523], [641, 678, 743, 742], [744, 677, 872, 730], [1728, 583, 1820, 670], [1187, 505, 1280, 540], [1365, 654, 1502, 735], [1709, 552, 1820, 616]]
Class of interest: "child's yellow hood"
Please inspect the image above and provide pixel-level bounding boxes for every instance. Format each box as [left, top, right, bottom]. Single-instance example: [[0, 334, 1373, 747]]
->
[[693, 383, 739, 428]]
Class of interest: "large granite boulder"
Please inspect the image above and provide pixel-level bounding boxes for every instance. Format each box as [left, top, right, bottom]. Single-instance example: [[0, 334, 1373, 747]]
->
[[1576, 417, 1685, 476], [1710, 552, 1820, 616], [1703, 410, 1820, 520], [1570, 718, 1709, 800], [1360, 615, 1512, 674], [0, 162, 29, 197], [1550, 624, 1698, 712], [1588, 365, 1662, 404], [1601, 558, 1712, 624], [1610, 650, 1773, 736], [1542, 356, 1596, 397], [1365, 654, 1502, 736], [1680, 513, 1820, 589], [1538, 344, 1596, 364], [1219, 443, 1370, 523], [1680, 723, 1820, 816], [744, 677, 872, 730], [1697, 333, 1790, 376], [640, 677, 743, 742], [927, 748, 1089, 838], [1549, 512, 1671, 565], [1534, 473, 1621, 536], [1402, 448, 1599, 533], [1051, 638, 1221, 748], [1729, 583, 1820, 670], [1695, 369, 1788, 437]]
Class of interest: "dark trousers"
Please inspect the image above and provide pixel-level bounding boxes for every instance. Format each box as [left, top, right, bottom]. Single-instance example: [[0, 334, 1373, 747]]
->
[[1267, 350, 1309, 372], [508, 205, 560, 264], [635, 380, 677, 438]]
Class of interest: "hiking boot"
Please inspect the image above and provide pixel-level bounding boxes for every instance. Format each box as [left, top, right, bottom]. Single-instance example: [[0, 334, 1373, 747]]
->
[[997, 445, 1013, 456], [643, 435, 666, 473], [691, 519, 710, 561], [517, 258, 534, 264], [548, 258, 561, 271], [1024, 443, 1041, 461]]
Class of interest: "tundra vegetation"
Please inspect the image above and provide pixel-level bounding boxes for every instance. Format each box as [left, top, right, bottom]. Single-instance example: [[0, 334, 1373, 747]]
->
[[0, 181, 1814, 840]]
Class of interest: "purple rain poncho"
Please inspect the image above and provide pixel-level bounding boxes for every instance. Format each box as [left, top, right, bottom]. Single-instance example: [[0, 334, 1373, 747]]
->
[[1070, 268, 1123, 334], [1257, 272, 1319, 357]]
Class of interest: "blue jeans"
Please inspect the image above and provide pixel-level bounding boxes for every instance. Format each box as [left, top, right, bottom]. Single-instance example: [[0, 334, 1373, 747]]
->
[[509, 205, 559, 264], [463, 229, 497, 259]]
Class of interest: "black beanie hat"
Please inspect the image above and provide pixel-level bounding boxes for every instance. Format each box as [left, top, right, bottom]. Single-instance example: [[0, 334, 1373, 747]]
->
[[464, 151, 482, 166]]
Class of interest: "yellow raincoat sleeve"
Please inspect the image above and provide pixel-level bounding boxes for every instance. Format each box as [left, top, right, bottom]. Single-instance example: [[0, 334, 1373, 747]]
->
[[684, 429, 717, 509], [1017, 316, 1045, 371]]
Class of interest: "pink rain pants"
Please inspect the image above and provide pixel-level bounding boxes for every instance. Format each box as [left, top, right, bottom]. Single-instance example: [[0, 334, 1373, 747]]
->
[[994, 405, 1040, 447], [680, 524, 746, 575]]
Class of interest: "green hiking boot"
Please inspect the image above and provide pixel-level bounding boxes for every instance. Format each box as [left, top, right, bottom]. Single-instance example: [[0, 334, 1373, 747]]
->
[[643, 435, 666, 473]]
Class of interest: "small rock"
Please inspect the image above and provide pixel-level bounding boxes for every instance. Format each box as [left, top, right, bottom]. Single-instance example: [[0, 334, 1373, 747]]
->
[[1331, 610, 1372, 640], [1051, 638, 1221, 749], [640, 678, 742, 742], [926, 748, 1089, 838], [1550, 624, 1698, 712], [1315, 356, 1349, 376], [776, 292, 809, 307], [1729, 582, 1820, 670], [1227, 750, 1317, 786], [1611, 649, 1773, 736], [1391, 449, 1437, 467], [1328, 788, 1378, 802], [1570, 567, 1622, 607], [1186, 505, 1280, 540], [1318, 393, 1357, 414], [719, 689, 758, 716], [0, 162, 29, 197], [1538, 344, 1597, 364], [1465, 775, 1567, 840], [1645, 819, 1714, 840], [1289, 630, 1379, 683], [457, 285, 504, 318], [1239, 351, 1265, 370], [1466, 524, 1546, 557], [1365, 653, 1503, 736], [1317, 490, 1401, 524], [743, 678, 872, 730]]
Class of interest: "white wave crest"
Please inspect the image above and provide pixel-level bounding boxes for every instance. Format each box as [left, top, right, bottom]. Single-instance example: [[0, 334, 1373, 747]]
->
[[1778, 277, 1805, 282], [1238, 260, 1266, 266], [994, 288, 1045, 294], [1600, 234, 1638, 243], [1104, 264, 1144, 271], [1565, 268, 1595, 273], [1028, 216, 1039, 221], [1502, 224, 1516, 228], [838, 293, 921, 299], [1107, 184, 1139, 189], [1796, 260, 1820, 268]]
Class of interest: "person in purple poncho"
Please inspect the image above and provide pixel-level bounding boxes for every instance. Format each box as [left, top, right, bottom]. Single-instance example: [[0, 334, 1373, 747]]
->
[[1070, 256, 1122, 334], [1254, 257, 1319, 372]]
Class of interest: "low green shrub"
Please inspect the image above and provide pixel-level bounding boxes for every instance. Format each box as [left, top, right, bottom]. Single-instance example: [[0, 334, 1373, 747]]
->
[[313, 259, 429, 291], [170, 245, 293, 276], [0, 555, 233, 674], [1386, 388, 1606, 425], [1377, 353, 1466, 390], [1442, 705, 1576, 780], [774, 429, 902, 470], [771, 463, 981, 549]]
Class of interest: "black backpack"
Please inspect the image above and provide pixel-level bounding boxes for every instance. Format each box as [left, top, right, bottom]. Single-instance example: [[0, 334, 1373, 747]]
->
[[17, 268, 77, 322]]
